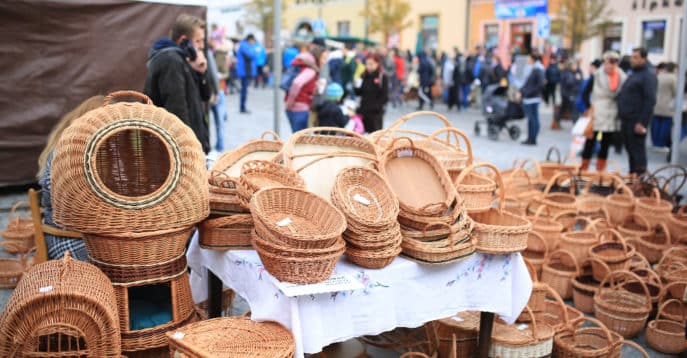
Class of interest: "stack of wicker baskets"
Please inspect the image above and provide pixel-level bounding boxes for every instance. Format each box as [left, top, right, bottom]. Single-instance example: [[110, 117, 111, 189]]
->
[[250, 187, 347, 284], [50, 91, 207, 355], [201, 132, 284, 251], [331, 166, 402, 269], [378, 137, 475, 265], [0, 253, 122, 357]]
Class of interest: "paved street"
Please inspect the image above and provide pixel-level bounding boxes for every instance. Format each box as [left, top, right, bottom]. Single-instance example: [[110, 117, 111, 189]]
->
[[0, 88, 684, 357]]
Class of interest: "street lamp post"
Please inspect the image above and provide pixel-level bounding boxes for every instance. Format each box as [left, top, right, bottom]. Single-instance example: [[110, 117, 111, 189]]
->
[[670, 2, 687, 170], [273, 0, 282, 135]]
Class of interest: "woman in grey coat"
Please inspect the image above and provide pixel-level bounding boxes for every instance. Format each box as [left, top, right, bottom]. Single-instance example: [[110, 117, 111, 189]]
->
[[580, 51, 627, 172]]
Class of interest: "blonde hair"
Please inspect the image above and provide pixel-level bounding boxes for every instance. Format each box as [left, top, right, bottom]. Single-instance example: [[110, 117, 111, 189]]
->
[[171, 14, 205, 43], [37, 95, 104, 178], [602, 51, 620, 61]]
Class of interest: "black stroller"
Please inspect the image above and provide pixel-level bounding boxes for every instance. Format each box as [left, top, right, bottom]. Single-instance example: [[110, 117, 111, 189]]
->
[[474, 84, 525, 140]]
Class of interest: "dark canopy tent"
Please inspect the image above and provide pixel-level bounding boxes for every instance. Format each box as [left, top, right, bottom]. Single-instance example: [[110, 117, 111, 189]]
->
[[0, 0, 206, 186]]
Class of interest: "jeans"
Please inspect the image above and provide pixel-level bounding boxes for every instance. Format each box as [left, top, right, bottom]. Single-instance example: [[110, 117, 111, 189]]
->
[[418, 85, 433, 109], [286, 110, 309, 133], [390, 76, 403, 107], [523, 102, 540, 143], [461, 84, 471, 109], [210, 91, 227, 152], [240, 77, 251, 112], [651, 115, 672, 148], [622, 121, 648, 175]]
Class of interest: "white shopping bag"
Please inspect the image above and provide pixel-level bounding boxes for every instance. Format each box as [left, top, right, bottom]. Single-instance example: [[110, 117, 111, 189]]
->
[[570, 135, 586, 156], [572, 116, 591, 137]]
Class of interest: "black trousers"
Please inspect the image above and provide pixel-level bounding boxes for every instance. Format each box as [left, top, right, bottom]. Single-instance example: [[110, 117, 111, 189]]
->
[[360, 110, 384, 133], [447, 85, 459, 110], [582, 131, 615, 160], [418, 85, 434, 109], [621, 121, 648, 175], [544, 82, 557, 105]]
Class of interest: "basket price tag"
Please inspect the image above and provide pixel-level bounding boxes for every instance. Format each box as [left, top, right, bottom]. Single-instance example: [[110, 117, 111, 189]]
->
[[451, 316, 464, 322], [272, 273, 364, 297], [276, 217, 292, 227], [172, 332, 185, 340], [39, 286, 53, 293], [353, 194, 370, 206], [396, 149, 413, 158], [516, 324, 529, 331]]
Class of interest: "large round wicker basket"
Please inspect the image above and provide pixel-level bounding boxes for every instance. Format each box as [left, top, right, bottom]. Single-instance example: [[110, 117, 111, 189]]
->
[[51, 91, 209, 234], [0, 253, 121, 357]]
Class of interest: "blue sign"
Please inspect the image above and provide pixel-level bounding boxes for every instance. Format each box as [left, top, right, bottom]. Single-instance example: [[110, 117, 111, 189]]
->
[[495, 0, 548, 19], [537, 13, 551, 38], [311, 19, 326, 36]]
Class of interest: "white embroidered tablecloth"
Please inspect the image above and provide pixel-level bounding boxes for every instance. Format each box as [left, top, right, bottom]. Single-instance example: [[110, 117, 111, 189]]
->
[[187, 234, 532, 355]]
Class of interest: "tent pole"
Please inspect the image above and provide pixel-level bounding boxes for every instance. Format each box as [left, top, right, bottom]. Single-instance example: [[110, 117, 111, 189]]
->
[[273, 0, 282, 136], [671, 2, 687, 179]]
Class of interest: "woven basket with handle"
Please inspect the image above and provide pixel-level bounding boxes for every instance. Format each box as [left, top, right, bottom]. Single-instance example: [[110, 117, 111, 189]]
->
[[646, 298, 687, 354], [603, 182, 635, 225], [588, 229, 634, 281], [1, 201, 35, 253], [199, 214, 253, 251], [453, 162, 498, 213], [593, 270, 651, 338], [634, 187, 673, 228], [51, 91, 209, 234], [237, 160, 305, 210], [552, 317, 616, 358], [541, 249, 580, 300], [489, 306, 554, 358]]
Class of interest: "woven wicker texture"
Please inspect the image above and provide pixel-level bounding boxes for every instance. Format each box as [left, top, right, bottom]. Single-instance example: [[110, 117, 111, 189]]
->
[[634, 188, 673, 229], [469, 166, 531, 254], [528, 206, 564, 251], [489, 306, 554, 358], [199, 214, 253, 251], [1, 201, 35, 253], [572, 263, 601, 314], [0, 242, 33, 289], [379, 137, 458, 218], [553, 317, 615, 358], [604, 184, 634, 225], [646, 299, 687, 354], [211, 131, 283, 176], [332, 166, 400, 227], [431, 311, 480, 358], [522, 231, 548, 279], [541, 249, 580, 300], [588, 230, 634, 281], [237, 160, 305, 209], [166, 317, 294, 358], [667, 205, 687, 243], [283, 127, 379, 200], [453, 163, 498, 213], [0, 253, 121, 357], [593, 270, 651, 338], [531, 171, 578, 219], [539, 147, 578, 181], [51, 91, 209, 234]]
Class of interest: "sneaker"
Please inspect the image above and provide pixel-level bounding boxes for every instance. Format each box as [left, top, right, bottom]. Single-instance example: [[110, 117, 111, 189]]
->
[[240, 110, 251, 114], [521, 140, 536, 146]]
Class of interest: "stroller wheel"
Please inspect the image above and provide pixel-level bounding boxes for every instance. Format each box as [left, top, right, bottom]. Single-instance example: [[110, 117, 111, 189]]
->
[[508, 126, 521, 140], [487, 124, 499, 140], [474, 122, 481, 136]]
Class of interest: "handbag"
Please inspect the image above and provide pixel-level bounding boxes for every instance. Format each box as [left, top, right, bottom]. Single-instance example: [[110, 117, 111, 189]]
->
[[583, 108, 594, 139]]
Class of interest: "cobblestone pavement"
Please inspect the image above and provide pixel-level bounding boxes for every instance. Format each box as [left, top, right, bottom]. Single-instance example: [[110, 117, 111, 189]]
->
[[1, 87, 684, 357]]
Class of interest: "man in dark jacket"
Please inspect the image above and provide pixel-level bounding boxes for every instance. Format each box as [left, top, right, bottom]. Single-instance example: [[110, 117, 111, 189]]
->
[[544, 56, 560, 106], [520, 53, 545, 145], [144, 14, 210, 153], [617, 47, 657, 174], [417, 50, 435, 110]]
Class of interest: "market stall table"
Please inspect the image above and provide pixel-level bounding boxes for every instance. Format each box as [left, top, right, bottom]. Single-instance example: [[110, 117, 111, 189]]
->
[[187, 234, 532, 357]]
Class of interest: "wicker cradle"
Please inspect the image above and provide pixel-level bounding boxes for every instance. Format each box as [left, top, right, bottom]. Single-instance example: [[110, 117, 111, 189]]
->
[[51, 91, 209, 234], [166, 317, 295, 358], [0, 253, 121, 357]]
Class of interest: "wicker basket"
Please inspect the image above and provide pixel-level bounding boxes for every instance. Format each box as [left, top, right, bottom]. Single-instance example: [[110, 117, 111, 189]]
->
[[588, 230, 634, 282], [237, 160, 305, 209], [252, 230, 346, 258], [1, 201, 35, 253], [199, 214, 253, 250], [0, 252, 121, 357], [421, 126, 474, 176], [534, 287, 584, 333], [556, 230, 597, 263], [379, 137, 458, 218], [331, 166, 400, 228], [552, 317, 616, 358], [571, 258, 606, 314], [0, 242, 33, 288], [634, 188, 673, 228], [346, 244, 402, 269], [489, 306, 554, 358], [593, 270, 652, 338], [617, 213, 652, 240], [84, 226, 193, 266], [250, 187, 346, 250], [541, 250, 580, 300], [470, 168, 531, 254], [531, 172, 578, 222], [667, 205, 687, 243], [453, 163, 497, 213], [283, 127, 379, 200], [51, 91, 209, 234], [166, 316, 295, 358], [400, 224, 475, 266], [431, 311, 479, 358], [528, 206, 564, 251], [522, 231, 548, 278], [211, 131, 283, 176], [659, 282, 687, 323], [539, 147, 578, 181], [209, 171, 247, 213], [627, 224, 671, 264], [604, 183, 635, 225], [646, 299, 687, 354], [621, 270, 663, 319], [399, 210, 473, 242]]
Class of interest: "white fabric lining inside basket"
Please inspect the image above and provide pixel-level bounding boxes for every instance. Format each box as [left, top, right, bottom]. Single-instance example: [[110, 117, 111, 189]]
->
[[291, 144, 373, 201], [223, 151, 279, 177]]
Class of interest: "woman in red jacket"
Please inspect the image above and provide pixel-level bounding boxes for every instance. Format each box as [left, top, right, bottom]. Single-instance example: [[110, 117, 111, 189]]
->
[[391, 48, 405, 107], [284, 48, 323, 133]]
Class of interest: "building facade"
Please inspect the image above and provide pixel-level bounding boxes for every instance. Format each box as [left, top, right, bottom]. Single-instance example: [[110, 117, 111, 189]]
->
[[580, 0, 683, 64], [282, 0, 469, 53]]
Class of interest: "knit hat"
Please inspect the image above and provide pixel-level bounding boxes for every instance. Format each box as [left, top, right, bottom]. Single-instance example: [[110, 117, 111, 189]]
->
[[325, 83, 344, 101]]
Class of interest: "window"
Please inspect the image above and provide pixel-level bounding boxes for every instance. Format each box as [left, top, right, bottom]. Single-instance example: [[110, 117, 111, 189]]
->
[[421, 15, 439, 50], [484, 24, 499, 48], [602, 23, 623, 52], [642, 20, 666, 54], [337, 21, 350, 36]]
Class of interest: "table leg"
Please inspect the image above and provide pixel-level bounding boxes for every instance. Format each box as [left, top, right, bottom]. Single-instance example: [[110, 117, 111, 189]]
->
[[208, 270, 223, 318], [290, 297, 305, 358], [477, 311, 494, 358]]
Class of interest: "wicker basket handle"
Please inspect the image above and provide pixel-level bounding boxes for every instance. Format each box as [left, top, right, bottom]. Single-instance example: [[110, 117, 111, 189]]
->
[[660, 247, 687, 265], [587, 257, 611, 281], [657, 298, 686, 322], [544, 284, 570, 325], [523, 258, 539, 282], [599, 270, 652, 309], [506, 168, 532, 188], [8, 201, 29, 224], [598, 228, 626, 245], [527, 231, 548, 258], [209, 170, 241, 188], [655, 222, 672, 246], [518, 306, 542, 343], [620, 340, 649, 358], [202, 215, 252, 229], [399, 352, 430, 358], [529, 204, 552, 220], [102, 90, 152, 105], [631, 268, 661, 285], [571, 215, 595, 232], [624, 214, 652, 234], [293, 151, 378, 173], [543, 170, 576, 196], [518, 158, 543, 179], [567, 316, 614, 347], [551, 210, 577, 226], [417, 202, 450, 216], [424, 127, 473, 164], [544, 146, 562, 163], [626, 251, 651, 271], [260, 130, 282, 142], [546, 249, 580, 276], [387, 111, 451, 131], [611, 180, 635, 198], [421, 222, 452, 238]]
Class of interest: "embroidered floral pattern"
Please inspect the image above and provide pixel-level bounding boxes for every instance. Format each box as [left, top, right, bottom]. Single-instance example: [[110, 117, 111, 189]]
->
[[355, 271, 389, 295]]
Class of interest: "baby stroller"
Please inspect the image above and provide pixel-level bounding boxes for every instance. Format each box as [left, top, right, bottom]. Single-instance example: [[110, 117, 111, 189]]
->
[[474, 84, 525, 140]]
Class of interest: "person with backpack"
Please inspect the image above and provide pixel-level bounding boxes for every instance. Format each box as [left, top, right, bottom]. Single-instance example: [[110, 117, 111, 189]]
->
[[284, 47, 323, 133], [355, 54, 389, 133]]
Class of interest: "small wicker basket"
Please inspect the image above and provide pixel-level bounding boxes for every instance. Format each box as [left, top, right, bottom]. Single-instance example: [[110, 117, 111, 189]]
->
[[453, 163, 497, 213], [604, 183, 635, 225], [552, 317, 615, 358], [0, 242, 34, 288], [0, 201, 35, 253], [588, 229, 634, 282], [634, 188, 673, 228], [420, 126, 474, 176], [199, 214, 253, 251], [593, 270, 651, 338], [541, 249, 580, 300], [522, 231, 548, 278], [646, 299, 687, 354], [489, 306, 554, 358], [237, 160, 305, 209]]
